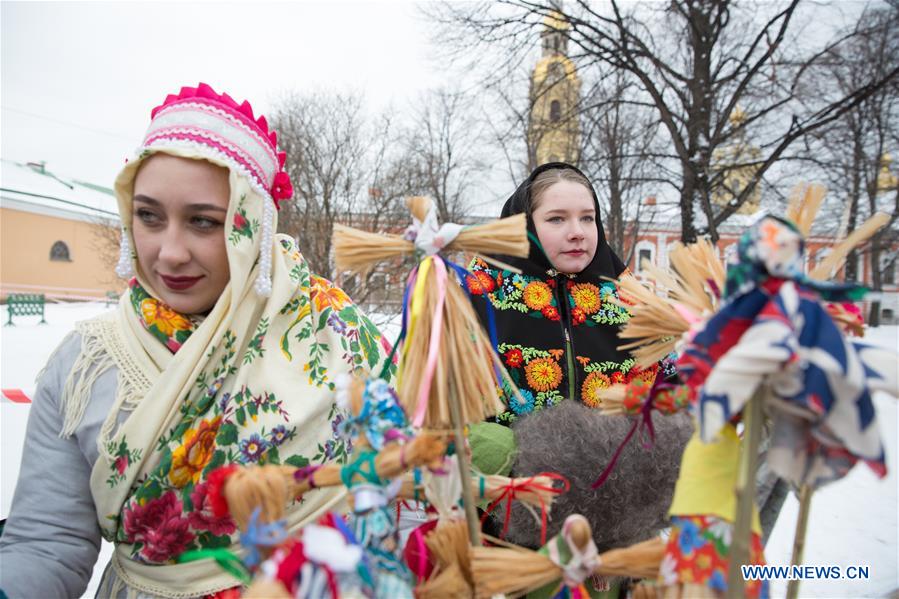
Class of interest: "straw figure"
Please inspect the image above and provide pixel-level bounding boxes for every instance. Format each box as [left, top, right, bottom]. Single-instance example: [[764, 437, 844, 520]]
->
[[398, 458, 570, 597], [208, 375, 447, 598], [332, 195, 530, 543], [332, 195, 529, 427], [470, 513, 666, 599], [593, 203, 897, 598]]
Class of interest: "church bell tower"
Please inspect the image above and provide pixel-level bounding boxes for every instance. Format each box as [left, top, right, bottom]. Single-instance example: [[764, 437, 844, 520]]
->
[[529, 11, 581, 168]]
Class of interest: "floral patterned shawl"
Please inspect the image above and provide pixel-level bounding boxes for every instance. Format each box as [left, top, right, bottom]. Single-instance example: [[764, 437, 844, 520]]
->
[[68, 146, 390, 597]]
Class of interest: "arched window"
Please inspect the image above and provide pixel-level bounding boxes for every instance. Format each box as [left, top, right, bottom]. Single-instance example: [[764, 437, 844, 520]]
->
[[550, 100, 561, 122], [50, 240, 71, 262]]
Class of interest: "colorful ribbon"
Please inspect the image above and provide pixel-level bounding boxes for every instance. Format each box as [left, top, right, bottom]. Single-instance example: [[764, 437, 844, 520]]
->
[[177, 548, 251, 585], [413, 256, 448, 427], [479, 472, 570, 545], [239, 507, 289, 568]]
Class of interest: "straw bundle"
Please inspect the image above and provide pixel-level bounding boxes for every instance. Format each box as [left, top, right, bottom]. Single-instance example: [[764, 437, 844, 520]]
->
[[396, 261, 511, 427], [470, 545, 559, 598], [809, 212, 890, 280], [613, 240, 724, 368], [332, 224, 411, 275], [410, 519, 474, 599], [470, 536, 665, 599], [407, 196, 530, 260], [243, 577, 293, 599], [397, 472, 563, 511], [785, 183, 827, 237], [223, 434, 446, 524], [478, 473, 562, 509], [595, 384, 629, 415], [612, 275, 690, 368], [333, 196, 528, 275], [223, 465, 298, 531], [290, 433, 447, 495], [415, 561, 471, 599]]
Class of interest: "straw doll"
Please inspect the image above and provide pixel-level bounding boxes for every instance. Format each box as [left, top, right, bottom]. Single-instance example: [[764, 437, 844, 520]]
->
[[599, 209, 897, 598], [209, 375, 446, 598], [470, 513, 666, 599], [332, 194, 530, 542]]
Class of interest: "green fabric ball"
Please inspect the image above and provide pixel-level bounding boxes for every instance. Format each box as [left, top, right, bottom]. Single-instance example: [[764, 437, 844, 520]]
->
[[469, 421, 517, 477]]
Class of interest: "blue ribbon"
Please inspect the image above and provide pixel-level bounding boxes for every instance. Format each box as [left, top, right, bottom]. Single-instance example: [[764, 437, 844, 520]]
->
[[379, 265, 418, 380], [239, 507, 289, 569], [444, 258, 502, 384]]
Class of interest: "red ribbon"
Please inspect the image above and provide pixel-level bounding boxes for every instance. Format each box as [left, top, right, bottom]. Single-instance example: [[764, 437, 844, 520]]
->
[[479, 472, 570, 545]]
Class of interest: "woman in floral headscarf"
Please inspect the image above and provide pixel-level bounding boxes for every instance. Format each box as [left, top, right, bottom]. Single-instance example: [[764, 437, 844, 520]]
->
[[0, 84, 391, 598]]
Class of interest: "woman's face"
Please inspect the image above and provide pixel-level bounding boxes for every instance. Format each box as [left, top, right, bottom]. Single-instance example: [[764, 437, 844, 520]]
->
[[132, 154, 231, 314], [532, 180, 598, 274]]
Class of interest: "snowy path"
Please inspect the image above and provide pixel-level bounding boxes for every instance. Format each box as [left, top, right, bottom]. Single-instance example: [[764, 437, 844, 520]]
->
[[1, 302, 897, 597]]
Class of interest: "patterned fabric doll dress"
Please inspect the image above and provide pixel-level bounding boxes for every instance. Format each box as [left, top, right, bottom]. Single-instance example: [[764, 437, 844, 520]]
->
[[341, 448, 414, 599]]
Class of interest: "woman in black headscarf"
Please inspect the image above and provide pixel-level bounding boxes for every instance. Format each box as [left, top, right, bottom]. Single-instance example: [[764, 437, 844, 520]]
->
[[466, 164, 690, 592], [467, 162, 672, 422]]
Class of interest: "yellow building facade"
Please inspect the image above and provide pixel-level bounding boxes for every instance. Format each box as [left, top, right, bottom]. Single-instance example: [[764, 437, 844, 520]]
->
[[1, 160, 122, 301], [529, 12, 581, 167]]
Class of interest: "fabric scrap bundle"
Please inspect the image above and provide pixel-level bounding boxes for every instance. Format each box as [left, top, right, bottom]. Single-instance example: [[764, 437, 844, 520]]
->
[[680, 216, 894, 489]]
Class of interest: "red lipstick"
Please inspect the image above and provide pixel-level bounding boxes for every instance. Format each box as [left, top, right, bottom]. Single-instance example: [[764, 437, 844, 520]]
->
[[160, 274, 203, 290]]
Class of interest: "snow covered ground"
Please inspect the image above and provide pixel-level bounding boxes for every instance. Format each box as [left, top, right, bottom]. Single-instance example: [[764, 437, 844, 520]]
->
[[1, 302, 897, 598]]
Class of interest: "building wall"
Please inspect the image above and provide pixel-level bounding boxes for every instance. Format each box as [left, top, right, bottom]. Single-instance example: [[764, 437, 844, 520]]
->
[[0, 207, 122, 300]]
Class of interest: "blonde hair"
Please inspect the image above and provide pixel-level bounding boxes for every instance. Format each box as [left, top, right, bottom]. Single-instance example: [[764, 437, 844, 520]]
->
[[528, 168, 592, 214]]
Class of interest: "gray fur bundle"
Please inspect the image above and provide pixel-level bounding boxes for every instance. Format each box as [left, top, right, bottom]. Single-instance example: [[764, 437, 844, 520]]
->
[[494, 400, 693, 551]]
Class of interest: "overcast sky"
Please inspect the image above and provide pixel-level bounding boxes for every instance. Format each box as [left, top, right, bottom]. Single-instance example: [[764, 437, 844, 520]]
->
[[2, 1, 444, 187]]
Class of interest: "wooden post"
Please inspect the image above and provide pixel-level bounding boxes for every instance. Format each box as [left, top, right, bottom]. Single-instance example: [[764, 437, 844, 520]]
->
[[726, 385, 766, 598], [786, 484, 813, 599], [447, 377, 482, 547]]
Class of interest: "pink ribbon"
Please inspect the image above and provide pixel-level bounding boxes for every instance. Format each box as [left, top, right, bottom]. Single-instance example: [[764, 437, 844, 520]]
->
[[412, 257, 447, 427]]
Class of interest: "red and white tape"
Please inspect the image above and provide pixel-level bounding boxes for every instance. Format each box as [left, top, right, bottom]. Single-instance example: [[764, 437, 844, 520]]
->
[[1, 389, 32, 404]]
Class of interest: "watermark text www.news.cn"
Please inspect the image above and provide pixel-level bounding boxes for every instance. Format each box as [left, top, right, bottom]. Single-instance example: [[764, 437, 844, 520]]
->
[[742, 565, 870, 581]]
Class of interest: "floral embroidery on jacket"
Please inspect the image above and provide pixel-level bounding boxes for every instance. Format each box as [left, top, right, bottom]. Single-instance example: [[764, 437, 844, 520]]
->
[[467, 258, 628, 327]]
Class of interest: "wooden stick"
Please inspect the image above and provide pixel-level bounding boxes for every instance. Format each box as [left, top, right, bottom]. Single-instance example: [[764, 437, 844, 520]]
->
[[726, 385, 766, 599], [786, 484, 813, 599], [447, 374, 482, 546]]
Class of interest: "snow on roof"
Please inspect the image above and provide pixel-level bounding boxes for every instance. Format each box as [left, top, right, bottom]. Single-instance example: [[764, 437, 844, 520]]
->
[[0, 159, 120, 224]]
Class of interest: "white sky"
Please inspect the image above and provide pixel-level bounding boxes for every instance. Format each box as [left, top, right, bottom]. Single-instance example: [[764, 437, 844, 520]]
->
[[1, 1, 444, 187]]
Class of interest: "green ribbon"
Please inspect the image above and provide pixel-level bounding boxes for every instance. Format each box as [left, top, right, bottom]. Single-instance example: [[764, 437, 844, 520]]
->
[[177, 548, 252, 585]]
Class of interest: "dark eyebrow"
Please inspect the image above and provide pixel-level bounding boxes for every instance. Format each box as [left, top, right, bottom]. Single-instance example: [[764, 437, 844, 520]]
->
[[134, 194, 227, 213], [543, 207, 596, 215]]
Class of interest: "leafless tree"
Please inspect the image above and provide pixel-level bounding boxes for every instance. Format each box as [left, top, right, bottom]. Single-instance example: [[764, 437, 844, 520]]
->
[[430, 0, 899, 242], [402, 88, 490, 223], [579, 69, 665, 263], [801, 6, 899, 324], [271, 91, 369, 278]]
